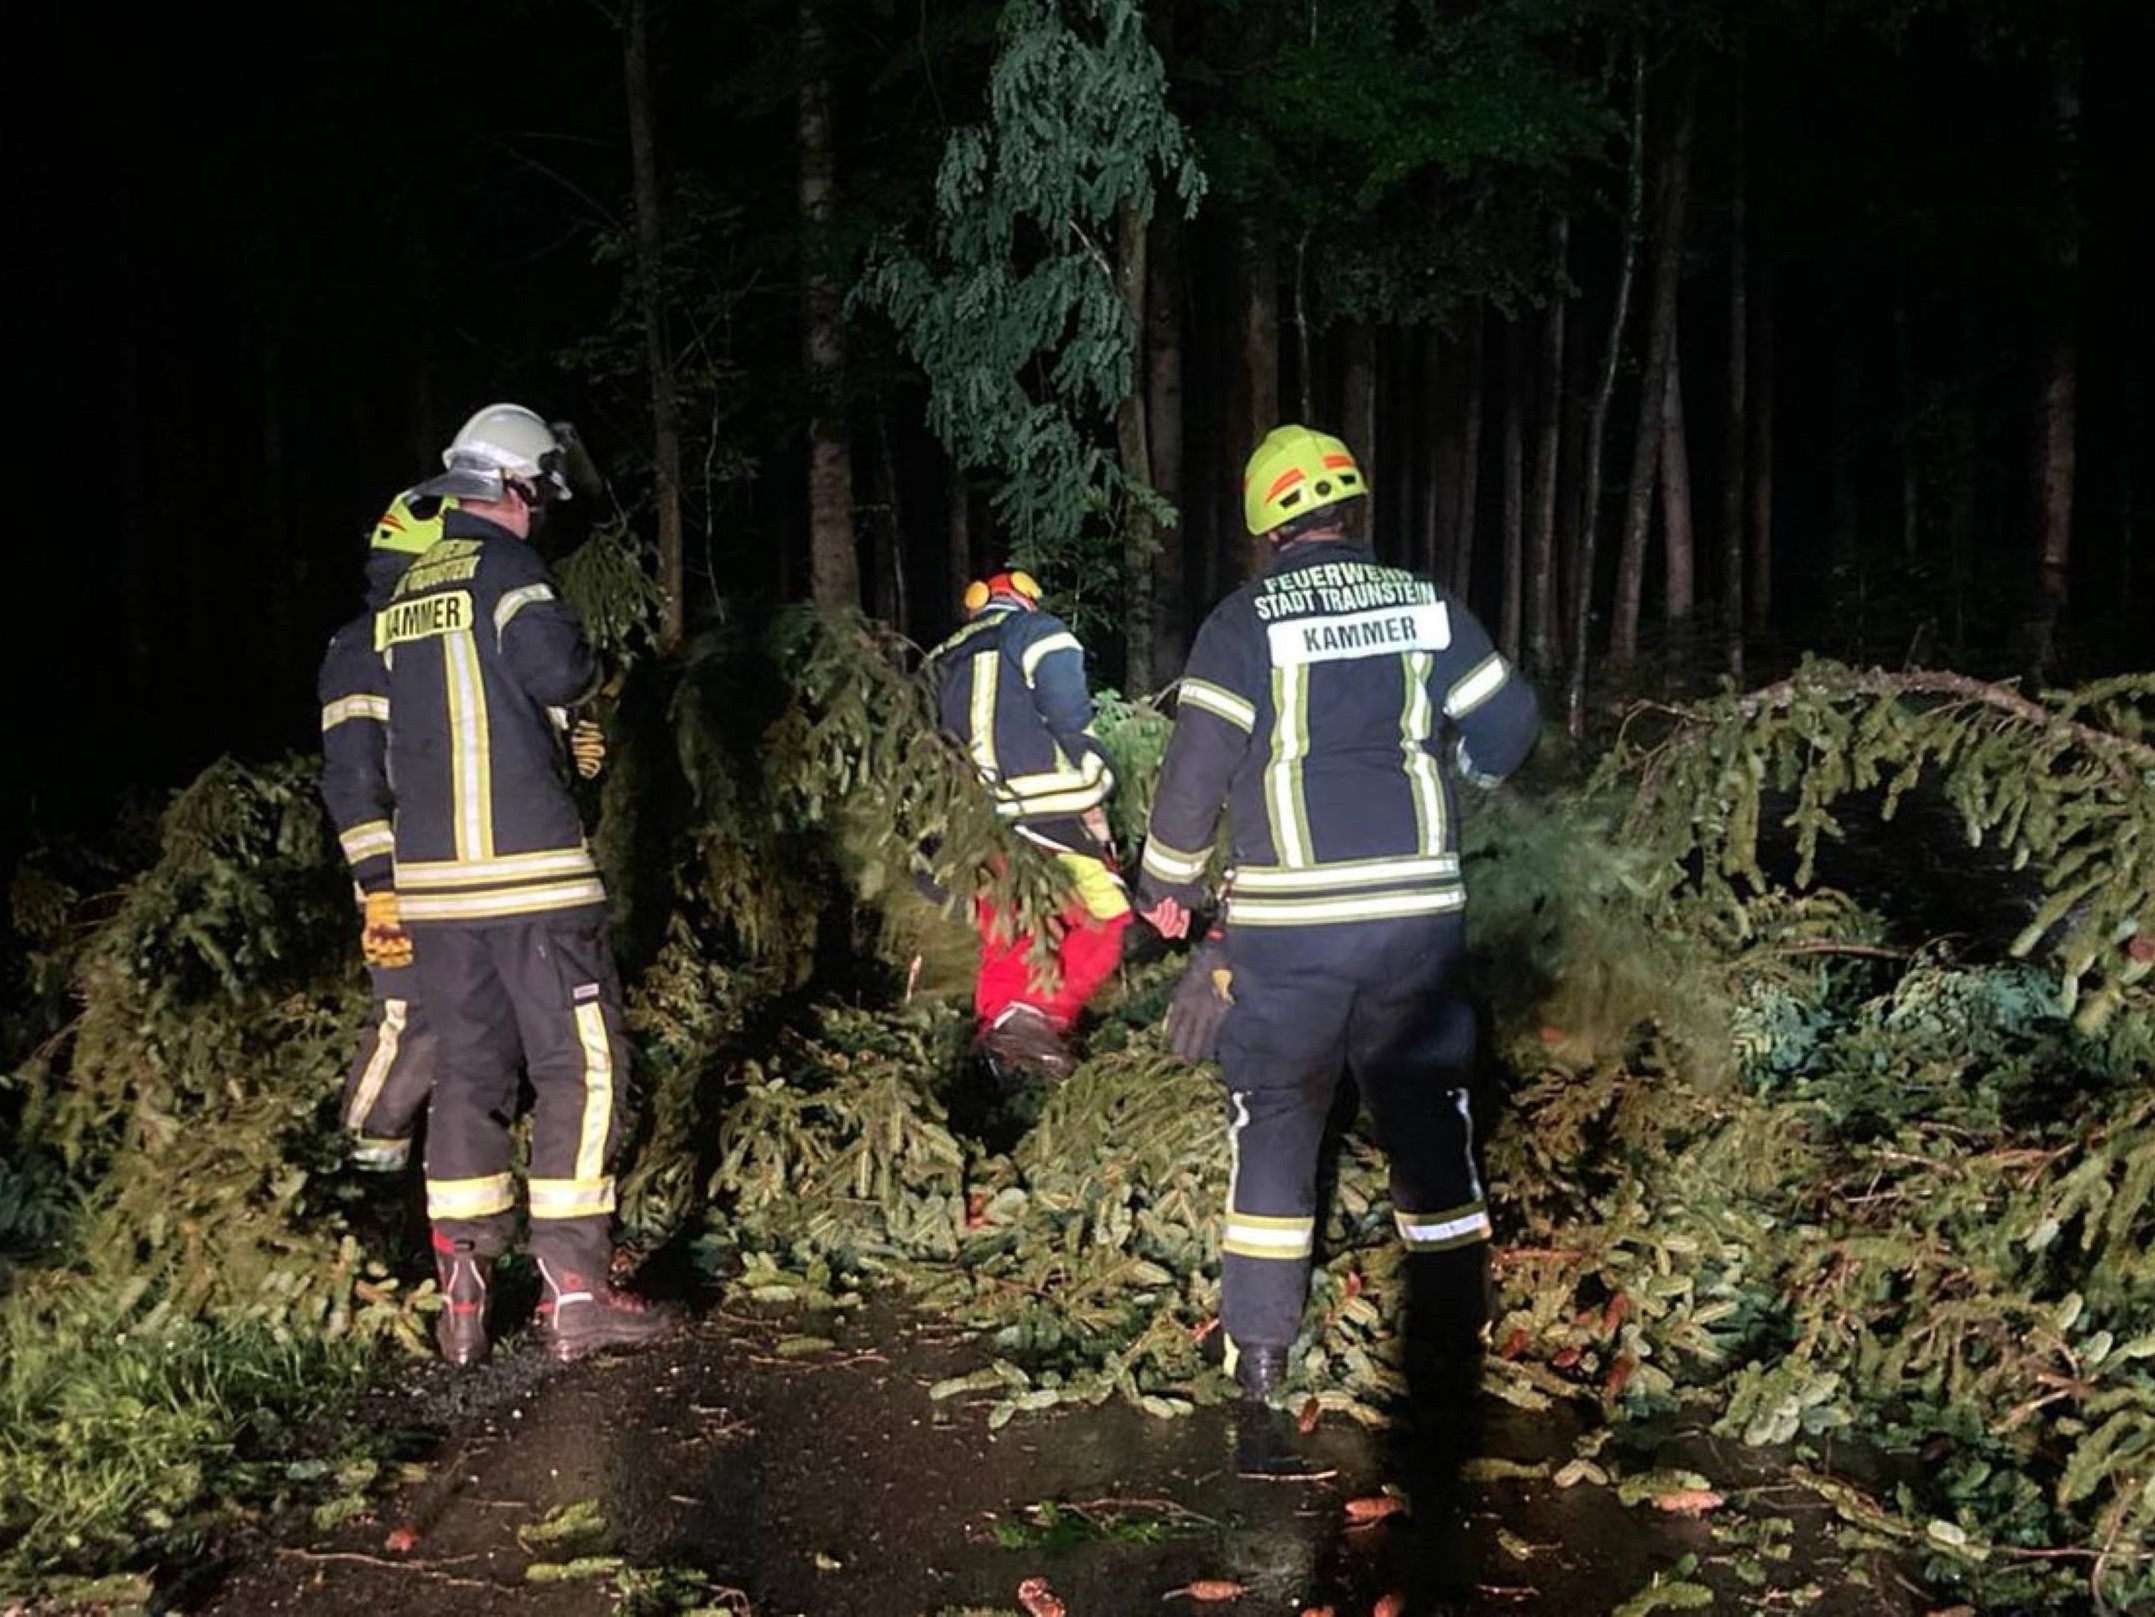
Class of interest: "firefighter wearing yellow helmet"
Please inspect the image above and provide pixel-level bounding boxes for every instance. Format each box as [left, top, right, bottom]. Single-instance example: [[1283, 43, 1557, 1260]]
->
[[1137, 423, 1540, 1476], [317, 487, 457, 1179]]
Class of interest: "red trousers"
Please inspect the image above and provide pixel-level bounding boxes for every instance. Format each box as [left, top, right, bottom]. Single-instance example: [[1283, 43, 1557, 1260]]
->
[[974, 895, 1131, 1031]]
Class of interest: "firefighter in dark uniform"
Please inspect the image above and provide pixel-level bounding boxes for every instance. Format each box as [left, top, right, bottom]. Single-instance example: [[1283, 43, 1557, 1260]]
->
[[317, 490, 451, 1175], [1137, 425, 1539, 1457], [376, 402, 668, 1366], [926, 570, 1131, 1081]]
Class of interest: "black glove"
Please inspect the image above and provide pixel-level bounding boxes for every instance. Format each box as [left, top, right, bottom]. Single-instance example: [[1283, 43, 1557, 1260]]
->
[[1164, 933, 1233, 1063]]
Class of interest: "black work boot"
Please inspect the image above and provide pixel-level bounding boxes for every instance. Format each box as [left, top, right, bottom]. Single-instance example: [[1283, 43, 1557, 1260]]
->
[[1227, 1339, 1332, 1481], [536, 1260, 677, 1363], [976, 1004, 1076, 1086], [431, 1236, 494, 1367]]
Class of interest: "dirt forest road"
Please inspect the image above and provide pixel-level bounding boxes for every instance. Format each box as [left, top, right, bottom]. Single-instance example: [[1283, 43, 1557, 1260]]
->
[[177, 1296, 1929, 1617]]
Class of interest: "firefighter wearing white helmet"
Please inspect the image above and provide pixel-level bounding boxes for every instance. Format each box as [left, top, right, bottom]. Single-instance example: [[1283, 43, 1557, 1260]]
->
[[1136, 423, 1540, 1477], [376, 401, 673, 1367], [414, 402, 578, 506]]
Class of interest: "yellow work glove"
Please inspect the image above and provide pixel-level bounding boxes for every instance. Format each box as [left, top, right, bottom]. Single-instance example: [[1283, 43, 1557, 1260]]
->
[[570, 718, 606, 780], [361, 890, 414, 970]]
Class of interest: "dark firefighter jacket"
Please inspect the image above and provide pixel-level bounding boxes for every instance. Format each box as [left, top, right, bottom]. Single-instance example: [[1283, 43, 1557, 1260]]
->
[[927, 604, 1113, 824], [317, 548, 414, 895], [1138, 539, 1538, 929], [377, 507, 604, 925]]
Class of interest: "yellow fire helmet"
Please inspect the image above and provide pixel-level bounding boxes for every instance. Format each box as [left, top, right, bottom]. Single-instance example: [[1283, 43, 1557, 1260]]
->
[[1242, 424, 1366, 537], [369, 489, 455, 555]]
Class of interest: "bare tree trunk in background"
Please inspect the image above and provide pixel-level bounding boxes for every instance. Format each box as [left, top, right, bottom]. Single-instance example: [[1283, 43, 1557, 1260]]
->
[[1895, 298, 1919, 564], [1451, 305, 1485, 606], [1947, 313, 1978, 660], [1567, 37, 1646, 735], [1659, 331, 1696, 629], [1291, 230, 1314, 423], [1343, 321, 1376, 537], [1828, 328, 1861, 579], [1500, 319, 1526, 660], [1747, 238, 1776, 636], [867, 409, 908, 635], [1527, 216, 1568, 675], [2029, 2, 2081, 682], [1722, 42, 1748, 680], [1418, 327, 1443, 579], [1147, 208, 1187, 678], [1611, 55, 1696, 671], [1113, 198, 1156, 694], [948, 470, 974, 615], [1233, 213, 1280, 587], [799, 0, 858, 610], [626, 0, 685, 648]]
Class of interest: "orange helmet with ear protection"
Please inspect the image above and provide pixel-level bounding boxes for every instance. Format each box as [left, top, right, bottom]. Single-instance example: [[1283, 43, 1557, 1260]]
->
[[962, 569, 1044, 614]]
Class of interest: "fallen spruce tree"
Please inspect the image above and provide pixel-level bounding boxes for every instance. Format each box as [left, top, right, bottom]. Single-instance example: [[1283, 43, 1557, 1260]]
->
[[1, 616, 2148, 1612]]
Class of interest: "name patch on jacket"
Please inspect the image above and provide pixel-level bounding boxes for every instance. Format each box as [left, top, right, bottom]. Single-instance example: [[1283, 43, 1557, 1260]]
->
[[1268, 602, 1452, 665], [376, 591, 474, 650]]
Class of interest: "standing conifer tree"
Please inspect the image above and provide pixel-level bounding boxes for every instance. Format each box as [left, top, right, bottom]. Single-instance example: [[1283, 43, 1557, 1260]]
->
[[861, 0, 1204, 642]]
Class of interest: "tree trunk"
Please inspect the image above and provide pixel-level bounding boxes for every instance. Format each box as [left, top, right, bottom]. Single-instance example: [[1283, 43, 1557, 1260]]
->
[[1610, 54, 1696, 671], [626, 0, 685, 649], [1659, 330, 1696, 629], [1499, 319, 1526, 660], [1418, 327, 1443, 579], [1721, 42, 1748, 680], [1113, 197, 1156, 695], [1895, 298, 1919, 564], [1291, 229, 1314, 423], [1451, 305, 1485, 606], [2029, 2, 2081, 680], [870, 408, 908, 636], [1828, 327, 1861, 578], [1527, 215, 1568, 675], [1233, 212, 1280, 586], [1567, 37, 1647, 735], [1146, 207, 1187, 677], [1747, 236, 1776, 636], [799, 0, 858, 610], [1342, 321, 1376, 539], [948, 468, 974, 620]]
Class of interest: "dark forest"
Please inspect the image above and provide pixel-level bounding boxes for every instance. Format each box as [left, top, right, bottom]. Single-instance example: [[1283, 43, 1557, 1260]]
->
[[12, 0, 2150, 828]]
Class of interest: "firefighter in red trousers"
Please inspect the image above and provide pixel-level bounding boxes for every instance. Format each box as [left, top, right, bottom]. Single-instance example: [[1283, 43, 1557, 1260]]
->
[[927, 570, 1132, 1082], [370, 402, 668, 1367], [1138, 425, 1539, 1473]]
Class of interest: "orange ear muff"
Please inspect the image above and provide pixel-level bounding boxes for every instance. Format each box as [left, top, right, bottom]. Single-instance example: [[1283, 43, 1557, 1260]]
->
[[964, 570, 1043, 614]]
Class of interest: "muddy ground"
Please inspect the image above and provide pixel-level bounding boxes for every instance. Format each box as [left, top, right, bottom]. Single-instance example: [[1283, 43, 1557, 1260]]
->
[[169, 1284, 1935, 1617]]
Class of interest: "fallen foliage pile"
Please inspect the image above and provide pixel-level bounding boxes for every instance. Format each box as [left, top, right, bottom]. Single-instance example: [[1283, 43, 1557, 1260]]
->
[[2, 618, 2149, 1613]]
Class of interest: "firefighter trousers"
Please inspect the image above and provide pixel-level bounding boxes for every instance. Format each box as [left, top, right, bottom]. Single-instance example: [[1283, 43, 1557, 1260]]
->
[[340, 960, 438, 1169], [973, 816, 1132, 1031], [411, 912, 631, 1281], [1212, 913, 1486, 1353]]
